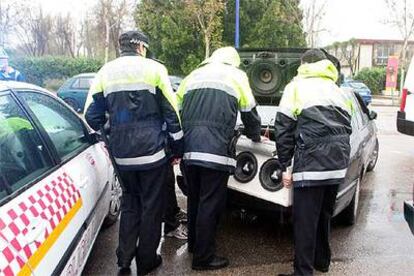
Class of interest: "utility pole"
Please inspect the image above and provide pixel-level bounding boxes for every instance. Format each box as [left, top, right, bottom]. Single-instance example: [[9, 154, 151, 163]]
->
[[235, 0, 240, 48]]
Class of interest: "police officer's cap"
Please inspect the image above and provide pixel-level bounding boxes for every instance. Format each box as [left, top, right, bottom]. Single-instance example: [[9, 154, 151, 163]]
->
[[119, 30, 149, 49], [301, 49, 326, 64]]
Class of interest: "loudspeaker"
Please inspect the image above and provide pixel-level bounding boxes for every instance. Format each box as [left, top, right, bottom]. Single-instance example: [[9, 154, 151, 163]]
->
[[238, 48, 342, 105], [259, 158, 284, 192], [234, 151, 258, 183], [238, 48, 305, 105]]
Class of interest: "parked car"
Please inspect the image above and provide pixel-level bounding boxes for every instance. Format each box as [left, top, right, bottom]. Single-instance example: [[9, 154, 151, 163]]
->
[[169, 75, 183, 92], [0, 81, 121, 275], [57, 73, 96, 113], [228, 89, 379, 225], [397, 56, 414, 235], [341, 80, 372, 106]]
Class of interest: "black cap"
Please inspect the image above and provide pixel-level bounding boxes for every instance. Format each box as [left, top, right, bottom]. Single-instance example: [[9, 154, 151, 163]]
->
[[119, 30, 149, 54], [301, 48, 327, 64]]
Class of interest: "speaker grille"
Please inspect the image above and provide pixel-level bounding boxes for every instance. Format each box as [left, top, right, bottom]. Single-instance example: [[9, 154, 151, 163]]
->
[[234, 152, 258, 183]]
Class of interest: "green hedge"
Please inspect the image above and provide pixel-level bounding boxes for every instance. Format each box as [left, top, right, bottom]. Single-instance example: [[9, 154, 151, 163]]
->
[[354, 67, 405, 94], [10, 56, 104, 87], [354, 67, 386, 95]]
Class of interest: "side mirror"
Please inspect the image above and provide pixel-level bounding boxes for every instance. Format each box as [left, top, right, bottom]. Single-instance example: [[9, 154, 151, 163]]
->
[[369, 110, 378, 120], [87, 131, 102, 144]]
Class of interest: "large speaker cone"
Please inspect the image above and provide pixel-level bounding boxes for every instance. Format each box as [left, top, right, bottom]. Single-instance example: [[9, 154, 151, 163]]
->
[[248, 59, 282, 96], [234, 152, 258, 183], [259, 158, 284, 192]]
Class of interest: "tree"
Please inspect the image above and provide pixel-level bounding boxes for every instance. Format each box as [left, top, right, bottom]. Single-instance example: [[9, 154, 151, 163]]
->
[[135, 0, 307, 75], [384, 0, 414, 89], [15, 4, 52, 56], [0, 0, 22, 47], [331, 39, 358, 77], [136, 0, 204, 75], [299, 0, 328, 47], [186, 0, 225, 58], [222, 0, 306, 48]]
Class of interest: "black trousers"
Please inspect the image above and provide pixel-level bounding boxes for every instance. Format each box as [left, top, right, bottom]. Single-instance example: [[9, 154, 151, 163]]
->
[[185, 165, 229, 264], [293, 184, 339, 276], [116, 164, 168, 269], [164, 164, 180, 234]]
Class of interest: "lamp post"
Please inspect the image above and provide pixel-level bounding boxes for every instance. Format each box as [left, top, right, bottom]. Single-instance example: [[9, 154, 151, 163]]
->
[[235, 0, 240, 48]]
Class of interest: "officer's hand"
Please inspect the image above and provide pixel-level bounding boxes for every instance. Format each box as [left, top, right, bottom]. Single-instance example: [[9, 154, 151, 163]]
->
[[171, 158, 181, 165], [282, 172, 293, 188]]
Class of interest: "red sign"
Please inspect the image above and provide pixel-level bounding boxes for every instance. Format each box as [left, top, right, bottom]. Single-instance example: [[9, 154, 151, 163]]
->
[[386, 56, 399, 91]]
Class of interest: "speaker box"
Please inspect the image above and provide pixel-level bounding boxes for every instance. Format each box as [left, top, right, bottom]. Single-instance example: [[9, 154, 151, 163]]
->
[[238, 48, 341, 105], [227, 136, 293, 207]]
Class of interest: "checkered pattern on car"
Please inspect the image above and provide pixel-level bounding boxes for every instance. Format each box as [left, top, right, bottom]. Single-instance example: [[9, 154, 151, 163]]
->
[[0, 172, 81, 276]]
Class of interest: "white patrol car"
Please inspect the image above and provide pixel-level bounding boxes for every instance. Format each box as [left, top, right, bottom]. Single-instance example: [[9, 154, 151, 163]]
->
[[0, 81, 121, 276], [397, 55, 414, 136]]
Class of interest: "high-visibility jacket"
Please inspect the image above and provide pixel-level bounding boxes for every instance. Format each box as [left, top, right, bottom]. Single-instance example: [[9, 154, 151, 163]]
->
[[177, 47, 261, 173], [85, 54, 183, 171], [0, 117, 33, 138], [0, 66, 24, 82], [275, 59, 353, 187]]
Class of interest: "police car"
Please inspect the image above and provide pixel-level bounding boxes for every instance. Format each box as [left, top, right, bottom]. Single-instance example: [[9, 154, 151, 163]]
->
[[0, 81, 121, 275]]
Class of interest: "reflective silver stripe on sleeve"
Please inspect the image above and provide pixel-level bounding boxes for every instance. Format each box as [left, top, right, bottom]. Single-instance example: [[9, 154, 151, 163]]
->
[[183, 152, 236, 167], [115, 149, 166, 166], [169, 130, 184, 141], [292, 168, 347, 181], [104, 83, 156, 97], [186, 81, 240, 100], [240, 102, 256, 112], [278, 106, 296, 120]]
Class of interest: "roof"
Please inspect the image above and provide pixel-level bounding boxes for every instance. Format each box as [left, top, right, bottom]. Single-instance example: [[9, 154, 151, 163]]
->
[[0, 81, 51, 94]]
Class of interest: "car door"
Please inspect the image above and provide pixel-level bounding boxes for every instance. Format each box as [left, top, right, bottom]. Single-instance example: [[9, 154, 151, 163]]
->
[[67, 77, 93, 112], [15, 90, 110, 275], [335, 93, 363, 213], [0, 91, 55, 276]]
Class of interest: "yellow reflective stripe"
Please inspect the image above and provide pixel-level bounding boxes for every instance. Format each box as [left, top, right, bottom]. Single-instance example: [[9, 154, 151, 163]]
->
[[18, 198, 83, 276]]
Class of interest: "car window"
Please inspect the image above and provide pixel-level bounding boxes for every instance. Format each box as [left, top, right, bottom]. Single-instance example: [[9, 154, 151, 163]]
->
[[0, 94, 53, 201], [71, 77, 93, 90], [350, 95, 364, 129], [20, 92, 90, 161]]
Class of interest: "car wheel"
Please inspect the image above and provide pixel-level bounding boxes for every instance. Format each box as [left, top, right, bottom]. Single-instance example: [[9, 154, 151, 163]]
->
[[103, 174, 122, 227], [367, 139, 379, 172], [64, 98, 81, 113], [340, 176, 361, 226]]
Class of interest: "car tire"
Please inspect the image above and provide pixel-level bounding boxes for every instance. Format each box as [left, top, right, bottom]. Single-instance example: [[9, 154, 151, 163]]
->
[[339, 176, 361, 226], [367, 139, 379, 172], [103, 174, 122, 227], [64, 98, 81, 113]]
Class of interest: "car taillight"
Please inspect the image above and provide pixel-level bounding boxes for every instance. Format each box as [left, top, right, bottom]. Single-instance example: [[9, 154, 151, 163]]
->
[[400, 88, 408, 112]]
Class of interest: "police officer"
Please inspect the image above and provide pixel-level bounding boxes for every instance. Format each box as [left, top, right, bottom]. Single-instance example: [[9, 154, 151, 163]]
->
[[85, 30, 183, 275], [275, 49, 353, 276], [177, 47, 261, 270], [0, 47, 24, 82]]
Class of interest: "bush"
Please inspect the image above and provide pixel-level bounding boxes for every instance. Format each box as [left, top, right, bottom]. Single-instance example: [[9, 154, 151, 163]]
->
[[354, 67, 386, 95], [354, 67, 406, 94], [10, 56, 104, 87], [44, 78, 66, 93]]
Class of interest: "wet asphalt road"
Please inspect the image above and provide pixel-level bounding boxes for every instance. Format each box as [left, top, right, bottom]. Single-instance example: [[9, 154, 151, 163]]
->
[[83, 106, 414, 276]]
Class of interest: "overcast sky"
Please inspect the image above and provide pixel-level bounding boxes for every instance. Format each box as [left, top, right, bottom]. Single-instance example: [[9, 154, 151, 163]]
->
[[36, 0, 406, 46]]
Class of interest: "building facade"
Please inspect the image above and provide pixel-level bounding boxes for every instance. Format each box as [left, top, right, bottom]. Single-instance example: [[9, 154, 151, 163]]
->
[[326, 39, 414, 77]]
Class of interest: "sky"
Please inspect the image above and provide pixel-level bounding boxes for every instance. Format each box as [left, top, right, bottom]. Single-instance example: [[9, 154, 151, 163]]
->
[[35, 0, 405, 46]]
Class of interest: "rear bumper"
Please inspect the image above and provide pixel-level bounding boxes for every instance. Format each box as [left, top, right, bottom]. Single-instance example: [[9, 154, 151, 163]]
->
[[397, 111, 414, 136], [404, 200, 414, 235]]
